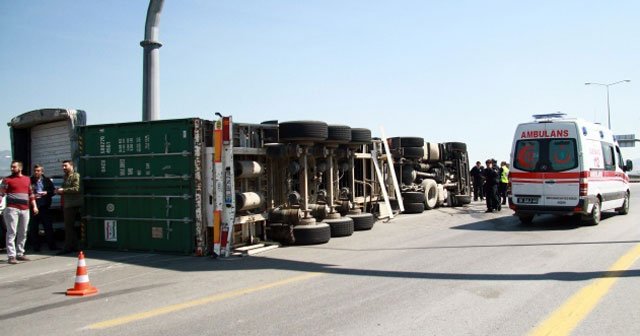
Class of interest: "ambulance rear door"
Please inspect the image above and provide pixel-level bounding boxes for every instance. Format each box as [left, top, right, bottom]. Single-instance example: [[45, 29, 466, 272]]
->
[[511, 122, 580, 208]]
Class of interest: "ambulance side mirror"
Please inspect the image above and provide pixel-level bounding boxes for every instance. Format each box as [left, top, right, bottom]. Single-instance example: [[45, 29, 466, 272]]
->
[[624, 159, 633, 172]]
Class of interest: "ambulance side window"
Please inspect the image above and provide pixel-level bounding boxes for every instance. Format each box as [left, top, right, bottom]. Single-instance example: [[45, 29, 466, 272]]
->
[[616, 146, 625, 170], [601, 142, 615, 171]]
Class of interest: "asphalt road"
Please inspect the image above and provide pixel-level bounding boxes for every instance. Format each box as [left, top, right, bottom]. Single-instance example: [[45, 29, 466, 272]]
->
[[1, 184, 639, 336]]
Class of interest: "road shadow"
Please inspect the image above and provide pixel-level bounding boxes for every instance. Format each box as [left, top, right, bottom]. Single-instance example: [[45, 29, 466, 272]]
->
[[451, 211, 619, 232], [127, 252, 640, 283]]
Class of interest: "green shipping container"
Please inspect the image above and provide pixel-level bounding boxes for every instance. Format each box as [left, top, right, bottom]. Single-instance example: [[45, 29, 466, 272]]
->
[[80, 118, 208, 254]]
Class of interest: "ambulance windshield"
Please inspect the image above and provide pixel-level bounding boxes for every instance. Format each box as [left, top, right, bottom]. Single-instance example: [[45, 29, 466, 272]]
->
[[514, 138, 578, 172]]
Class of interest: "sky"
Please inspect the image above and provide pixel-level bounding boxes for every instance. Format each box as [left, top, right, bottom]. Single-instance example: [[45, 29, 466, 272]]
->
[[1, 0, 639, 164]]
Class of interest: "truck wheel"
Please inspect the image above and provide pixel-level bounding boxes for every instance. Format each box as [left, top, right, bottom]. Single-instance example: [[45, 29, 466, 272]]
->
[[347, 213, 375, 231], [279, 121, 328, 142], [456, 195, 472, 205], [616, 192, 630, 215], [423, 142, 441, 162], [583, 199, 601, 226], [260, 120, 279, 143], [518, 214, 534, 225], [388, 137, 424, 148], [444, 142, 467, 152], [401, 191, 426, 203], [267, 222, 294, 244], [350, 128, 372, 144], [400, 165, 416, 185], [326, 125, 352, 143], [403, 202, 425, 214], [293, 223, 331, 245], [446, 192, 458, 207], [401, 146, 424, 159], [422, 180, 438, 210], [324, 217, 354, 237]]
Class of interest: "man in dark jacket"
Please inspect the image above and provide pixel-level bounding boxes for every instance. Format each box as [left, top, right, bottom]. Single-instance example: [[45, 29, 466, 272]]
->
[[483, 159, 500, 213], [470, 161, 484, 201], [29, 165, 58, 251]]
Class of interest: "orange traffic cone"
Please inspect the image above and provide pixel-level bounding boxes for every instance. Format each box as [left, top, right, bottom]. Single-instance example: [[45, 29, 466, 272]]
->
[[66, 251, 98, 296]]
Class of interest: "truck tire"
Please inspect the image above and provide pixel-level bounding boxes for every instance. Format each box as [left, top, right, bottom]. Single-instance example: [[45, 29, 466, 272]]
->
[[350, 128, 372, 144], [403, 202, 425, 214], [325, 217, 354, 237], [279, 121, 328, 142], [422, 180, 438, 210], [446, 192, 458, 207], [423, 142, 441, 162], [401, 146, 424, 159], [326, 125, 352, 143], [267, 222, 294, 244], [388, 137, 424, 148], [436, 184, 445, 207], [347, 213, 375, 231], [616, 192, 630, 215], [399, 165, 416, 185], [401, 191, 426, 203], [444, 142, 467, 152], [456, 195, 472, 205], [293, 223, 331, 245], [261, 120, 279, 143]]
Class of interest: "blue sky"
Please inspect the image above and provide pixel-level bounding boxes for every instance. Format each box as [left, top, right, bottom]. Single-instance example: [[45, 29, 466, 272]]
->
[[1, 0, 639, 163]]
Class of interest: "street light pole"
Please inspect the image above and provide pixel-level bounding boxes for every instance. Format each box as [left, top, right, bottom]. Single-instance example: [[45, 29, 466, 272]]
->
[[585, 79, 631, 129]]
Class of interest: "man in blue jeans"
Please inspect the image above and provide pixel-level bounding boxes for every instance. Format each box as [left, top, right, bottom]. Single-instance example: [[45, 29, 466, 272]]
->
[[29, 164, 58, 252], [1, 161, 39, 264]]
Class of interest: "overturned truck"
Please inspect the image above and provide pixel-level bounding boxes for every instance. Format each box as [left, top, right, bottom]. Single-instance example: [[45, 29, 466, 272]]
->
[[387, 137, 472, 214]]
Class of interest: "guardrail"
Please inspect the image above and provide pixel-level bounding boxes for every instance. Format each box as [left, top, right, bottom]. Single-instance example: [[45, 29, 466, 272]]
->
[[629, 174, 640, 183]]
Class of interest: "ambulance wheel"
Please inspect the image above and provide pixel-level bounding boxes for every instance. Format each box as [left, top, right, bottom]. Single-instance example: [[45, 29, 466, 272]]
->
[[403, 202, 425, 214], [325, 217, 354, 237], [583, 199, 601, 226], [347, 213, 375, 231], [616, 192, 630, 215], [518, 214, 534, 225], [293, 223, 331, 245]]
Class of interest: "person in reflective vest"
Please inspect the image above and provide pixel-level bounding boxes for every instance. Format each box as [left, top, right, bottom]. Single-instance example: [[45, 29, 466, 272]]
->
[[499, 161, 510, 205]]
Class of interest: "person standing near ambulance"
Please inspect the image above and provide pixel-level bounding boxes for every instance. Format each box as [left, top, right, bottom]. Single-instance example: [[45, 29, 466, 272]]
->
[[55, 160, 82, 254], [499, 161, 510, 205], [470, 161, 485, 201], [483, 159, 500, 212], [1, 161, 39, 264]]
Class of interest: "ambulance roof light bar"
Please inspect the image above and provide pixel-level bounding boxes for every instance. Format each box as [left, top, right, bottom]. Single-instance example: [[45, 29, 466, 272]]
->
[[532, 112, 567, 122]]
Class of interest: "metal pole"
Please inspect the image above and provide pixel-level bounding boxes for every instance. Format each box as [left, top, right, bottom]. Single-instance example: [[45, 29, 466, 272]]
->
[[606, 85, 611, 129], [141, 0, 164, 121], [327, 148, 335, 213]]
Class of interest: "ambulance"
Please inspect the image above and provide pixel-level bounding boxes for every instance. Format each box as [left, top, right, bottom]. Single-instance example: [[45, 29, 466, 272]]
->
[[509, 113, 633, 225]]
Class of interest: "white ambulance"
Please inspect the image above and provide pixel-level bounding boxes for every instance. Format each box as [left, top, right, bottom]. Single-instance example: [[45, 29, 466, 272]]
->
[[509, 113, 633, 225]]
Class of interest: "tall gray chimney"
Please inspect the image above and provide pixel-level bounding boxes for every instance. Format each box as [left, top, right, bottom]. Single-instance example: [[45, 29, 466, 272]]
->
[[141, 0, 164, 121]]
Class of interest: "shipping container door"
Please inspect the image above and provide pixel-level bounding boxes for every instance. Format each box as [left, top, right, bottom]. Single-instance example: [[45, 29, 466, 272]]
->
[[31, 120, 71, 177]]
